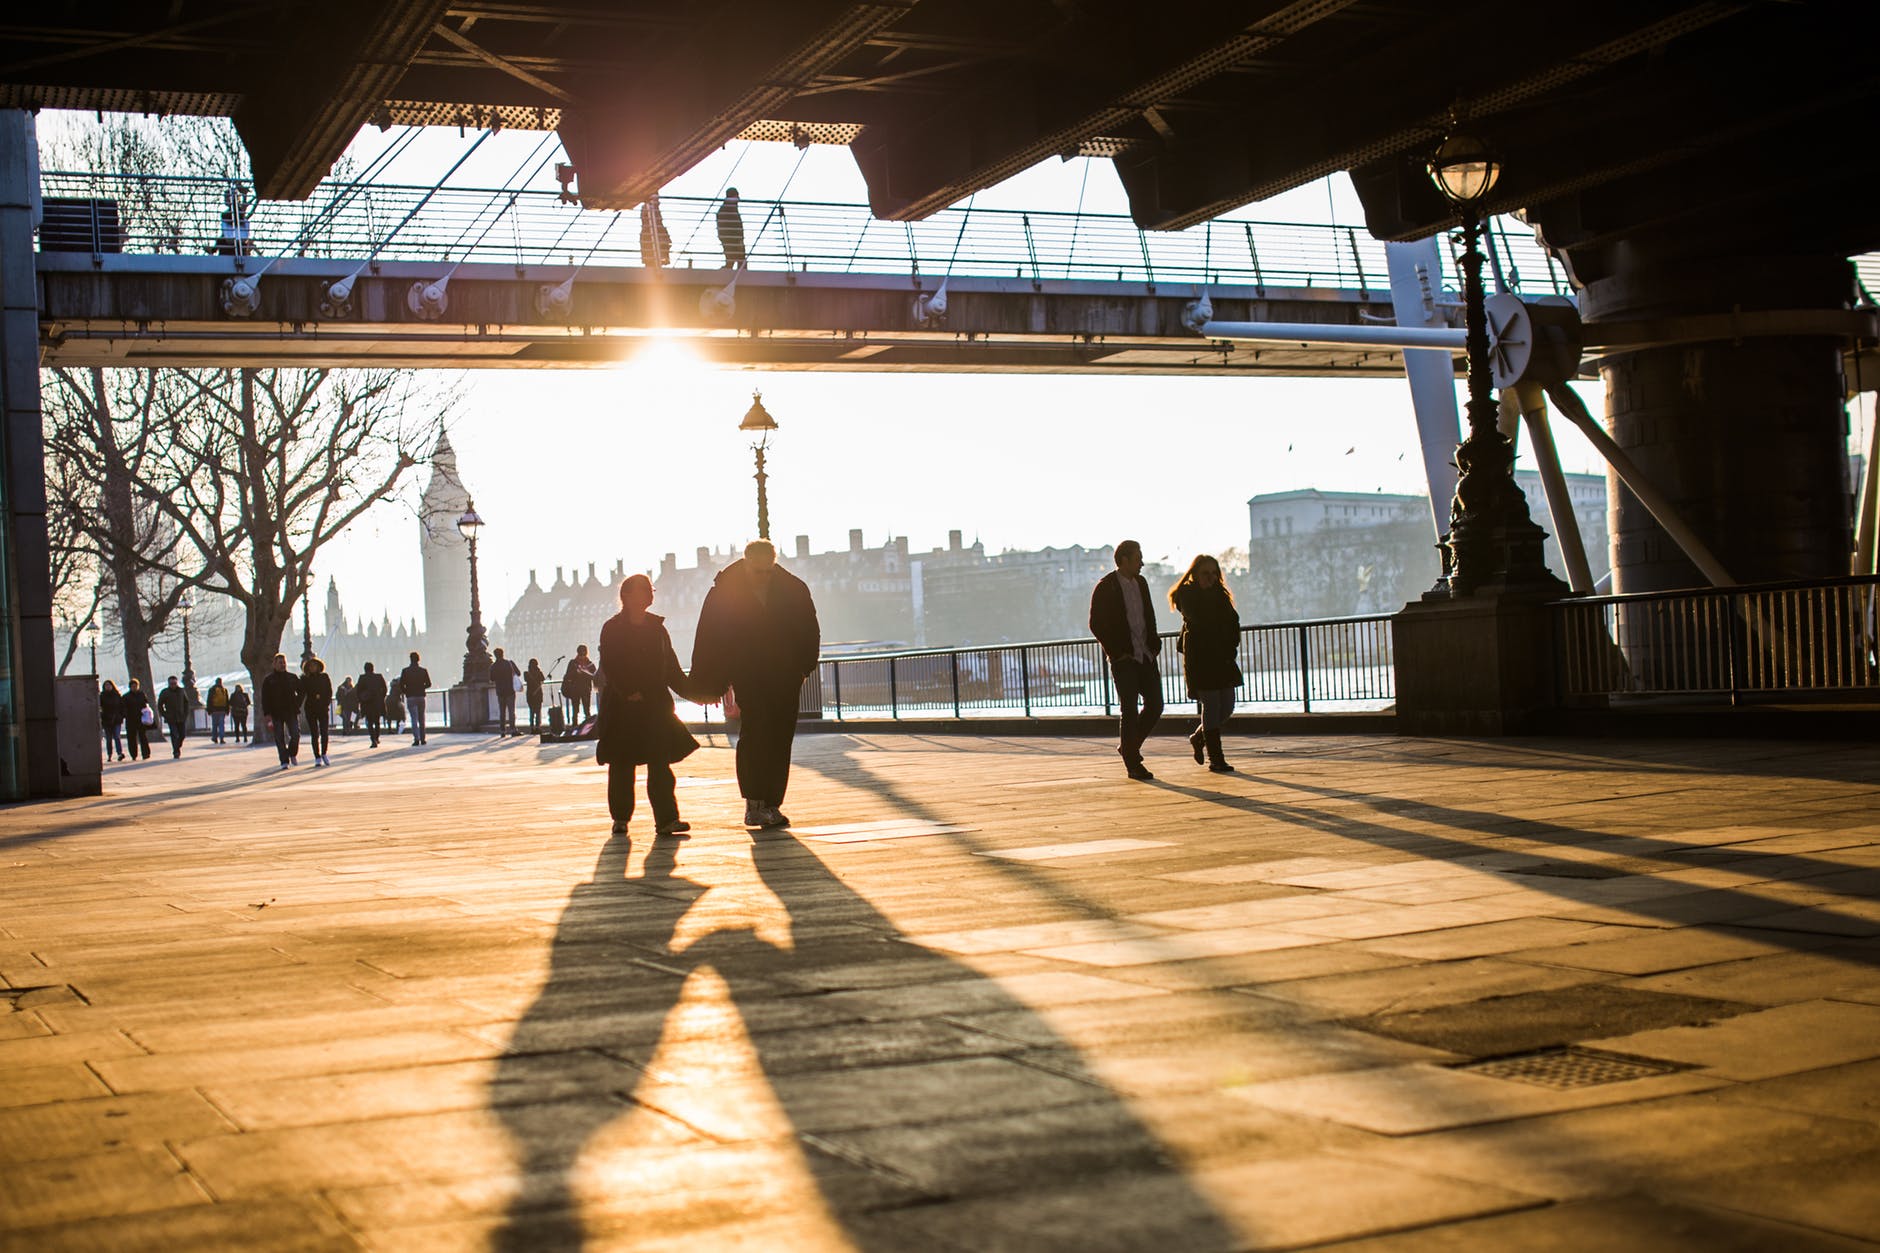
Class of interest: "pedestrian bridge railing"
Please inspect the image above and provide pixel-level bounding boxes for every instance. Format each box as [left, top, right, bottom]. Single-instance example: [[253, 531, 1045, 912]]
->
[[1553, 575, 1880, 706], [802, 614, 1396, 722], [38, 169, 1572, 296]]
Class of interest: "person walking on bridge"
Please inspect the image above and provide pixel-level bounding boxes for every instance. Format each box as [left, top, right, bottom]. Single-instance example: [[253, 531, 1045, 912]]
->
[[691, 539, 820, 829], [99, 680, 126, 762], [717, 188, 746, 268], [1170, 554, 1241, 775], [562, 646, 597, 728], [206, 678, 230, 744], [1090, 539, 1163, 780], [229, 684, 250, 743], [524, 658, 546, 734], [639, 195, 671, 269]]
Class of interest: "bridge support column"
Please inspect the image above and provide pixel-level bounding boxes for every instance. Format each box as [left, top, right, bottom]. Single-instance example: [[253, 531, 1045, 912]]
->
[[1583, 255, 1855, 593], [0, 109, 56, 799]]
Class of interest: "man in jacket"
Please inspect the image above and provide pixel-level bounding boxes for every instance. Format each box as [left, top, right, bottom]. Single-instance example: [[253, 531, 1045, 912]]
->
[[399, 652, 433, 745], [691, 540, 820, 828], [355, 662, 388, 748], [488, 647, 521, 737], [259, 653, 304, 770], [562, 646, 597, 727], [205, 679, 230, 744], [123, 679, 153, 760], [1090, 539, 1163, 780], [156, 676, 191, 759], [335, 676, 358, 735]]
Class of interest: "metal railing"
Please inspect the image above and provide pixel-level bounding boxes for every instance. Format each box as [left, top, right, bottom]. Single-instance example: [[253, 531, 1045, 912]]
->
[[809, 615, 1395, 722], [1554, 575, 1880, 705], [38, 169, 1573, 296]]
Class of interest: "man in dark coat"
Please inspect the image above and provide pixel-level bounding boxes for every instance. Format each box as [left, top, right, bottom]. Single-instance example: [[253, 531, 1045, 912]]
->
[[399, 651, 433, 746], [156, 675, 190, 759], [489, 647, 521, 737], [355, 662, 388, 747], [1089, 538, 1163, 780], [716, 188, 745, 267], [596, 574, 698, 836], [122, 679, 152, 760], [259, 653, 304, 770], [691, 539, 820, 829]]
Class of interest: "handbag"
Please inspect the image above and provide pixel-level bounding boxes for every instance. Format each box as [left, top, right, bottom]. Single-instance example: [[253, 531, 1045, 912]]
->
[[139, 706, 155, 727]]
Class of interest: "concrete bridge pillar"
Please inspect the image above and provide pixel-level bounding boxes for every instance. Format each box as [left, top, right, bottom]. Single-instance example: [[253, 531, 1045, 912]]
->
[[0, 109, 56, 799], [1582, 255, 1855, 592]]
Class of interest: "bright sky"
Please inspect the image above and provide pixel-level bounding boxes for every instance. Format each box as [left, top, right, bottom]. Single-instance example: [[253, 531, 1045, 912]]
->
[[282, 127, 1623, 632]]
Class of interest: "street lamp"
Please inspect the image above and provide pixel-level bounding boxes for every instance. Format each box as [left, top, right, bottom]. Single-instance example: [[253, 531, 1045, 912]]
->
[[301, 573, 314, 665], [458, 499, 492, 685], [180, 590, 199, 706], [1426, 134, 1558, 596], [84, 625, 99, 676], [740, 390, 779, 541]]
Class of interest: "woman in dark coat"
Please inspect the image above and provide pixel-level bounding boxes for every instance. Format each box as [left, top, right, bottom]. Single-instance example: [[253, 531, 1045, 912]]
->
[[524, 658, 546, 733], [1170, 554, 1242, 773], [302, 656, 335, 767], [99, 680, 126, 762], [122, 678, 153, 761], [596, 574, 699, 836]]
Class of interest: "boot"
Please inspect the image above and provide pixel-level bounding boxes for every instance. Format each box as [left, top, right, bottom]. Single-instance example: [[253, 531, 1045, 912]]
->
[[1205, 730, 1233, 774], [1188, 726, 1206, 765]]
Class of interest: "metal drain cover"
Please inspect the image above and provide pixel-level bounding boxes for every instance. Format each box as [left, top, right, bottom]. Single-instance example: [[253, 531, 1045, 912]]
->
[[1454, 1047, 1684, 1089]]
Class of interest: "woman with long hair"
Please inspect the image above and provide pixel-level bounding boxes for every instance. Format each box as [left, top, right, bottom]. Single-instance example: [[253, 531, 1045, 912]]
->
[[1169, 554, 1242, 774], [99, 679, 126, 762], [302, 656, 335, 767]]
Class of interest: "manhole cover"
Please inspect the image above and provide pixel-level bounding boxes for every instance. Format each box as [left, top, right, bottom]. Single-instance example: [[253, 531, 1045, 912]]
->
[[1453, 1047, 1684, 1089]]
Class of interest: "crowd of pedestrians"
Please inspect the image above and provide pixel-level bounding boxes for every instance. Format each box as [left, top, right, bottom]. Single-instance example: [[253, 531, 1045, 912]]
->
[[90, 536, 1244, 826]]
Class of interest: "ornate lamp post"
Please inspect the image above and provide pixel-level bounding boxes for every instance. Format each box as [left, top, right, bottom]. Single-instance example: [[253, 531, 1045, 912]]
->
[[84, 625, 99, 676], [1427, 134, 1561, 597], [458, 499, 492, 685], [300, 573, 314, 664], [739, 390, 778, 541], [180, 590, 199, 706]]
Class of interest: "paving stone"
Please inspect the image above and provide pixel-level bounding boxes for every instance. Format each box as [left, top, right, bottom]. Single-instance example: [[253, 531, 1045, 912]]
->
[[1240, 957, 1611, 1019], [1027, 925, 1326, 967], [1093, 944, 1411, 992], [1624, 944, 1880, 1006], [0, 1199, 355, 1253], [93, 1029, 496, 1093], [1341, 1092, 1880, 1199], [1355, 918, 1646, 960], [1516, 925, 1840, 975], [0, 1091, 234, 1165], [894, 1155, 1536, 1252], [1316, 1192, 1875, 1252], [1343, 984, 1752, 1057], [0, 1147, 209, 1230], [1584, 999, 1880, 1081], [1705, 1058, 1880, 1125], [1665, 1148, 1880, 1242]]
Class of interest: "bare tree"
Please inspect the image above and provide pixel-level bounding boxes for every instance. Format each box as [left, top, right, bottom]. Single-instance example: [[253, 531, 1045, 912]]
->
[[142, 367, 449, 692], [42, 366, 198, 688]]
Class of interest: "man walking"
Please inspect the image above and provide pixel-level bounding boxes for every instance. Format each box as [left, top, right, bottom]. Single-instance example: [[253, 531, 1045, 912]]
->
[[1090, 539, 1164, 780], [489, 647, 521, 737], [356, 662, 387, 747], [692, 539, 820, 829], [228, 684, 250, 743], [260, 653, 303, 770], [205, 678, 230, 744], [400, 651, 433, 745], [157, 676, 191, 759]]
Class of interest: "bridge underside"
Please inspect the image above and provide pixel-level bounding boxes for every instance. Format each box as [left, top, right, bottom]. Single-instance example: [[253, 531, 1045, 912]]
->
[[38, 259, 1426, 377]]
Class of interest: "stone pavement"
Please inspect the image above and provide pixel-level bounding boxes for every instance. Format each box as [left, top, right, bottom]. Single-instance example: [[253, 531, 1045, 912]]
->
[[2, 728, 1878, 1251]]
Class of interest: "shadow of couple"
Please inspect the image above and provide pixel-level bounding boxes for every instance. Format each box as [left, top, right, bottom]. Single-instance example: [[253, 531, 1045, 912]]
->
[[486, 829, 1241, 1251]]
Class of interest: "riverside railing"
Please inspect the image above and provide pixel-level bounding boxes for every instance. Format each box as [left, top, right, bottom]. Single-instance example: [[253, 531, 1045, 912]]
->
[[38, 169, 1574, 296], [1553, 575, 1880, 706], [808, 614, 1395, 722]]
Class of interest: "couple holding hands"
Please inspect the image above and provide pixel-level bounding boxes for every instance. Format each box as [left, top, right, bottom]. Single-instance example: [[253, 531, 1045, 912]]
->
[[596, 539, 820, 836]]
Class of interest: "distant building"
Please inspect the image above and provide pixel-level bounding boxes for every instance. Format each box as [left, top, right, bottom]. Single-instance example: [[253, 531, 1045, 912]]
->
[[1246, 473, 1610, 620]]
